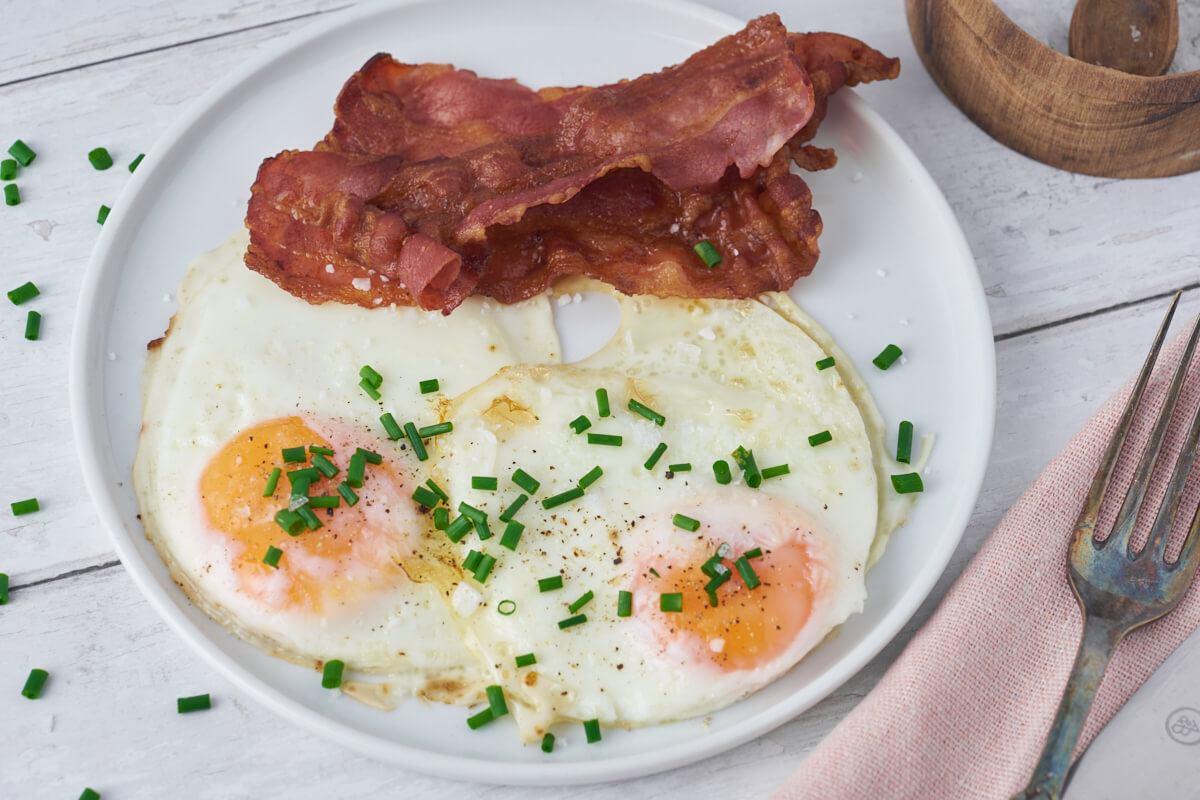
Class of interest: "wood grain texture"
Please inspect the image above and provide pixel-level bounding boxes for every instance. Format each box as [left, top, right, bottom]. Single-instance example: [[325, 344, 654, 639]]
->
[[906, 0, 1200, 177], [1068, 0, 1179, 76]]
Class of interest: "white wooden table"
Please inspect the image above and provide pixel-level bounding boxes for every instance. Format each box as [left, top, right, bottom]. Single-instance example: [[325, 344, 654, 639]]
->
[[2, 1, 1198, 797]]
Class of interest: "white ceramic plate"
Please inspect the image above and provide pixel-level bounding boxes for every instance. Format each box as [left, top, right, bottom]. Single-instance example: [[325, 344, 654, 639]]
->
[[70, 0, 994, 786]]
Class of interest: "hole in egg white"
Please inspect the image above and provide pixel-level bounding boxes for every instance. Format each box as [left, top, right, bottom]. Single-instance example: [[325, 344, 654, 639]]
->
[[552, 291, 621, 364]]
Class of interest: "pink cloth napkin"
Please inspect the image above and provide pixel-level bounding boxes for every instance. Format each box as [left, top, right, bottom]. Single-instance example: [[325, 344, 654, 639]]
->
[[776, 325, 1200, 799]]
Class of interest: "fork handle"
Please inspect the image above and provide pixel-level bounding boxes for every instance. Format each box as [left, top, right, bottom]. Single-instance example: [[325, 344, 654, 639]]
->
[[1011, 613, 1125, 799]]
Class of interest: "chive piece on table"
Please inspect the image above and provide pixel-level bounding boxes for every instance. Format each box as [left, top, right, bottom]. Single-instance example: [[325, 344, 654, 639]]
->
[[569, 414, 591, 434], [558, 614, 587, 630], [4, 183, 20, 206], [873, 344, 903, 370], [21, 668, 48, 699], [660, 593, 683, 613], [403, 422, 429, 461], [762, 464, 790, 480], [8, 281, 38, 305], [24, 310, 40, 341], [262, 546, 283, 568], [472, 476, 498, 491], [644, 442, 668, 470], [897, 420, 914, 464], [97, 204, 110, 225], [891, 472, 925, 494], [11, 498, 39, 516], [500, 519, 525, 551], [419, 378, 440, 394], [0, 159, 15, 180], [713, 460, 732, 485], [176, 693, 211, 713], [128, 153, 145, 172], [79, 789, 101, 800], [584, 718, 602, 743], [8, 140, 35, 166], [808, 430, 832, 447], [486, 685, 508, 717], [321, 659, 345, 689], [541, 732, 556, 753], [693, 240, 722, 268], [617, 590, 632, 617], [380, 412, 403, 440], [88, 147, 113, 170], [628, 398, 665, 426], [541, 486, 584, 509], [816, 356, 836, 370], [515, 653, 536, 668], [568, 590, 594, 614], [595, 388, 610, 417], [673, 513, 700, 532], [538, 575, 563, 592], [0, 573, 8, 605]]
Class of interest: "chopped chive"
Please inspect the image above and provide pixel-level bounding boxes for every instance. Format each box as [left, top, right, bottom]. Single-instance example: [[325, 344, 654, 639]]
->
[[403, 422, 429, 461], [128, 153, 145, 172], [21, 668, 48, 699], [584, 718, 602, 743], [296, 505, 323, 531], [287, 467, 319, 486], [627, 398, 666, 426], [463, 550, 483, 573], [538, 575, 563, 592], [644, 442, 668, 470], [744, 547, 763, 559], [587, 433, 622, 446], [732, 446, 761, 488], [816, 356, 836, 371], [0, 573, 8, 605], [263, 546, 283, 568], [717, 542, 732, 559], [558, 614, 587, 629], [891, 472, 925, 494], [617, 590, 632, 617], [595, 387, 610, 417], [307, 495, 339, 509], [24, 310, 40, 340], [176, 693, 211, 713], [512, 468, 540, 494], [649, 567, 660, 578], [309, 445, 334, 456], [486, 685, 508, 716], [500, 519, 525, 550], [712, 460, 732, 485], [359, 364, 383, 388], [693, 240, 722, 268], [579, 465, 603, 489], [80, 789, 101, 800], [281, 446, 307, 463], [458, 501, 488, 525], [418, 421, 453, 437], [311, 453, 338, 479], [541, 486, 584, 509], [433, 506, 450, 530], [541, 733, 556, 753], [762, 464, 790, 479], [425, 478, 449, 503], [88, 147, 113, 170], [472, 476, 498, 491], [8, 140, 35, 166], [735, 556, 761, 589], [274, 509, 305, 536], [419, 378, 440, 394], [873, 344, 903, 370], [701, 554, 725, 578], [445, 514, 473, 543], [380, 412, 403, 440], [497, 599, 517, 616], [97, 204, 110, 225], [667, 462, 691, 473], [11, 498, 39, 516], [0, 159, 14, 180], [471, 515, 493, 541], [705, 571, 731, 606], [473, 554, 497, 583], [499, 493, 528, 522], [673, 513, 700, 532], [321, 659, 345, 689], [660, 593, 683, 613], [7, 281, 38, 305], [808, 430, 832, 447], [897, 420, 914, 464], [412, 485, 441, 509], [569, 414, 592, 434], [356, 447, 382, 465], [346, 452, 366, 488], [467, 708, 494, 729], [568, 590, 594, 613], [4, 183, 20, 206], [515, 653, 536, 668], [359, 378, 381, 400]]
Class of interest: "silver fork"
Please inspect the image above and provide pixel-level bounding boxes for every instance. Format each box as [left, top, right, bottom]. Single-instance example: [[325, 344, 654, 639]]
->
[[1013, 293, 1200, 800]]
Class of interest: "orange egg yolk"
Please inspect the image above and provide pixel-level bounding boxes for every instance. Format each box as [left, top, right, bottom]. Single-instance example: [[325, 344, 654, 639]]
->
[[198, 415, 417, 614], [639, 538, 819, 672]]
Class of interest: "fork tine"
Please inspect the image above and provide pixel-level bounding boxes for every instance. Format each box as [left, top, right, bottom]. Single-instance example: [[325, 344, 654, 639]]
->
[[1144, 316, 1200, 561], [1079, 292, 1181, 544], [1108, 302, 1198, 556]]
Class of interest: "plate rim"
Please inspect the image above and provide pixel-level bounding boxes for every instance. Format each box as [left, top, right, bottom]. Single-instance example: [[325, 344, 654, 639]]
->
[[69, 0, 996, 786]]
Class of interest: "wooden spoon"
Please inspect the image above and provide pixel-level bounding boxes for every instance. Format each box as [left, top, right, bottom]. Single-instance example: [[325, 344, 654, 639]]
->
[[1069, 0, 1179, 76]]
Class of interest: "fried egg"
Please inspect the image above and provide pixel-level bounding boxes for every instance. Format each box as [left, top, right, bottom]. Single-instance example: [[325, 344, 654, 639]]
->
[[133, 231, 560, 692], [433, 282, 917, 738]]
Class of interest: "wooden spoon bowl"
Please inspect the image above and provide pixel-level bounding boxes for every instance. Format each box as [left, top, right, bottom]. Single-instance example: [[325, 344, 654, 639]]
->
[[906, 0, 1200, 178]]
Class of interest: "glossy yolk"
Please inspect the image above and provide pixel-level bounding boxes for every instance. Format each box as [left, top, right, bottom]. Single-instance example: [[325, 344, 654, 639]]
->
[[642, 538, 818, 672], [199, 415, 413, 614]]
